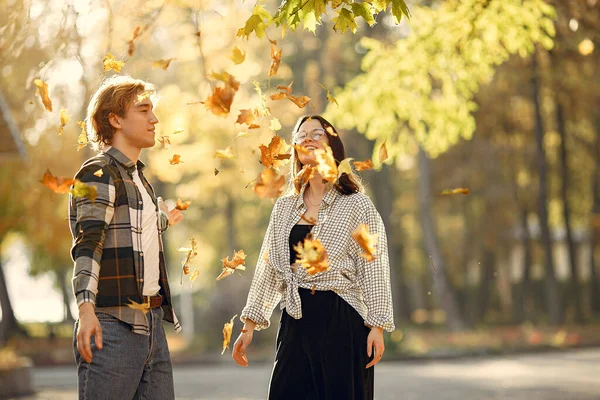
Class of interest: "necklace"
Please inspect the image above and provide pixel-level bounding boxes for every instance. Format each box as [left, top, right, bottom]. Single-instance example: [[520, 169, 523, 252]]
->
[[304, 188, 320, 207]]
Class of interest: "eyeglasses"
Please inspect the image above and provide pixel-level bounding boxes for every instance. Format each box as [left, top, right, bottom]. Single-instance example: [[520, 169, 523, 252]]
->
[[293, 128, 326, 144]]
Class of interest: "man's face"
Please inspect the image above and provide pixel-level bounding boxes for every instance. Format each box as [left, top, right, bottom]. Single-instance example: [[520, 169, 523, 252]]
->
[[115, 97, 159, 149]]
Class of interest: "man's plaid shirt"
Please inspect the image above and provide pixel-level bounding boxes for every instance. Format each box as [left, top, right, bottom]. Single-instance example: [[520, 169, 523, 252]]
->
[[240, 184, 395, 332], [69, 146, 181, 335]]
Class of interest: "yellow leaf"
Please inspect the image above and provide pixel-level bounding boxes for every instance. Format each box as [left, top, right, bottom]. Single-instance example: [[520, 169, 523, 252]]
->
[[269, 118, 282, 131], [235, 132, 252, 139], [229, 46, 246, 64], [58, 108, 70, 135], [34, 79, 52, 112], [353, 159, 374, 171], [318, 83, 339, 106], [102, 52, 125, 73], [189, 269, 199, 288], [158, 136, 171, 150], [294, 234, 329, 275], [337, 157, 354, 178], [269, 39, 282, 77], [176, 199, 191, 210], [152, 58, 176, 70], [214, 147, 236, 159], [221, 314, 237, 355], [173, 128, 184, 135], [76, 121, 88, 151], [69, 180, 98, 203], [93, 169, 103, 177], [314, 146, 338, 183], [379, 141, 389, 163], [127, 299, 150, 315], [253, 167, 285, 198], [351, 223, 378, 261], [438, 188, 470, 196]]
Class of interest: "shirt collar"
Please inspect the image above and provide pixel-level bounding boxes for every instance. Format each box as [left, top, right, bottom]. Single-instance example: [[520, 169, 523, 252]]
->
[[103, 146, 146, 174], [294, 183, 338, 209]]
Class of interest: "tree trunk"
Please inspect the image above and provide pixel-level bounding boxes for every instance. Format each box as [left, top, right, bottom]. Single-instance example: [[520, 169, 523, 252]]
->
[[514, 206, 533, 324], [556, 100, 585, 323], [0, 260, 26, 344], [56, 269, 74, 323], [531, 50, 563, 325], [418, 147, 465, 331], [477, 248, 496, 323], [590, 114, 600, 315]]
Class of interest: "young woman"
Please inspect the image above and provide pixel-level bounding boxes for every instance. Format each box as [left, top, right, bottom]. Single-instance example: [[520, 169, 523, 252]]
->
[[233, 115, 395, 400]]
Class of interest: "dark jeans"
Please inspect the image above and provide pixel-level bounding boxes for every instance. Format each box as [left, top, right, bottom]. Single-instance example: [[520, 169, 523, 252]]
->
[[268, 288, 374, 400], [73, 307, 174, 400]]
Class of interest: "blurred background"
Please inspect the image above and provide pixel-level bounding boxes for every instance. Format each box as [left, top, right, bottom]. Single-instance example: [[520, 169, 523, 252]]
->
[[1, 0, 600, 398]]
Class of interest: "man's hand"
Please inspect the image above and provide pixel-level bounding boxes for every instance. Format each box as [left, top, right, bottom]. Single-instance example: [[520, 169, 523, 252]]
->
[[157, 197, 183, 226], [365, 326, 384, 369], [76, 303, 102, 363]]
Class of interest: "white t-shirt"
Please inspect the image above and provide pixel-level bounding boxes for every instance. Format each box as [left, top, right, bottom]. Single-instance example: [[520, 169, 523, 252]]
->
[[132, 168, 161, 296]]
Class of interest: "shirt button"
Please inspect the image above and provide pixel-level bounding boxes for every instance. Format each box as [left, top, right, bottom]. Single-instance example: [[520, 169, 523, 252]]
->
[[138, 278, 144, 283], [140, 252, 144, 257], [138, 200, 143, 205]]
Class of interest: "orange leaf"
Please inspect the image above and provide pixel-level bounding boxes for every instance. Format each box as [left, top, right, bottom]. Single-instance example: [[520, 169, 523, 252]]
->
[[379, 141, 389, 163], [221, 314, 237, 355], [294, 165, 315, 188], [294, 234, 329, 275], [286, 94, 311, 108], [276, 81, 293, 94], [236, 109, 261, 129], [269, 92, 287, 101], [152, 58, 176, 70], [176, 199, 191, 210], [179, 238, 198, 284], [259, 136, 291, 169], [127, 26, 141, 56], [353, 159, 374, 171], [269, 39, 282, 77], [351, 223, 378, 262], [169, 154, 183, 165], [300, 213, 317, 225], [209, 71, 240, 91], [34, 79, 52, 112], [253, 167, 285, 199], [202, 86, 236, 117], [217, 250, 247, 280], [439, 188, 470, 196], [41, 170, 75, 194]]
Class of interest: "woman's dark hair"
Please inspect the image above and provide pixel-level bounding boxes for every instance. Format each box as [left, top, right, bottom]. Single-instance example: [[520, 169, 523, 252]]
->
[[286, 114, 363, 195]]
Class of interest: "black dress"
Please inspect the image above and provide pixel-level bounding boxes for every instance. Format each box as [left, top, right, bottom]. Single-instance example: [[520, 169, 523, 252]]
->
[[268, 224, 374, 400]]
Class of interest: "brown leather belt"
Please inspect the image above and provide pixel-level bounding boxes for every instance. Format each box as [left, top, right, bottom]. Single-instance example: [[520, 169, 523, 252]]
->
[[142, 295, 163, 309]]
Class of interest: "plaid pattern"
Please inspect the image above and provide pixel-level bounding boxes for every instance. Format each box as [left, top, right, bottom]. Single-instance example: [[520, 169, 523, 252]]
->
[[241, 184, 395, 332], [69, 146, 181, 335]]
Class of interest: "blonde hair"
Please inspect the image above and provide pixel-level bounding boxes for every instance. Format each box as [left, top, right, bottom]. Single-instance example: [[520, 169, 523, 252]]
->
[[85, 75, 158, 151]]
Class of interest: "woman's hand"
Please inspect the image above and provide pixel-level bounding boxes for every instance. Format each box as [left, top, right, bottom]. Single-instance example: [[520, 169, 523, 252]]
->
[[365, 326, 384, 369], [232, 321, 256, 367]]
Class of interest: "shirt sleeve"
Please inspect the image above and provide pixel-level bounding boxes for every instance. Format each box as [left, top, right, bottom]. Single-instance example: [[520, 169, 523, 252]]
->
[[352, 197, 395, 332], [69, 164, 115, 307], [158, 210, 169, 233], [240, 200, 282, 331]]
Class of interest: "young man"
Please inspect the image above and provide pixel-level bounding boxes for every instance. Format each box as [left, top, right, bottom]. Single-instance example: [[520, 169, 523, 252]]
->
[[68, 75, 183, 399]]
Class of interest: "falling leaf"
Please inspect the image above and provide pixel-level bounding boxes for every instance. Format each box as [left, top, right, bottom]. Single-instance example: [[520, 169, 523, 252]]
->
[[352, 223, 378, 262], [269, 81, 310, 108], [127, 299, 150, 315], [353, 159, 374, 171], [76, 121, 88, 151], [269, 38, 282, 76], [252, 81, 270, 116], [313, 146, 338, 183], [234, 132, 252, 139], [179, 238, 198, 284], [254, 167, 285, 198], [102, 52, 125, 73], [203, 86, 236, 117], [269, 92, 287, 101], [127, 26, 141, 56], [209, 71, 240, 91], [214, 147, 236, 159], [259, 136, 291, 169], [158, 136, 171, 150], [221, 314, 237, 355], [70, 180, 98, 203], [300, 213, 317, 225], [578, 39, 594, 56], [189, 269, 199, 287], [379, 141, 389, 163], [325, 125, 338, 137], [269, 118, 282, 131], [176, 199, 191, 210], [239, 169, 245, 174], [58, 108, 70, 135], [337, 157, 354, 178], [236, 109, 261, 129], [229, 46, 246, 64], [318, 83, 339, 106], [286, 94, 311, 108], [169, 154, 183, 165], [217, 250, 247, 280], [294, 165, 315, 188], [294, 234, 329, 275], [276, 81, 293, 94], [173, 128, 184, 135], [439, 188, 470, 196], [294, 144, 312, 158], [214, 168, 220, 176], [152, 58, 176, 70], [93, 169, 103, 177], [41, 170, 75, 194], [137, 90, 153, 103], [33, 79, 52, 112]]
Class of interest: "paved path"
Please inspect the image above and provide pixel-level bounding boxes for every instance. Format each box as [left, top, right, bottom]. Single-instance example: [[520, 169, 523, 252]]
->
[[22, 348, 600, 399]]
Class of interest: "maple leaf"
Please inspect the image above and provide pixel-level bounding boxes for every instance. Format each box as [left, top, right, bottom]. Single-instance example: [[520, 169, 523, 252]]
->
[[76, 121, 88, 151], [41, 170, 75, 194], [214, 147, 236, 159], [439, 188, 470, 196], [269, 38, 282, 77], [353, 159, 374, 171], [318, 83, 339, 106], [332, 8, 358, 34], [209, 71, 240, 91], [102, 52, 124, 73], [269, 118, 282, 131], [294, 234, 329, 275], [229, 46, 246, 64], [259, 136, 291, 169], [202, 86, 236, 117], [254, 167, 285, 199], [169, 154, 183, 165], [176, 199, 191, 210], [137, 90, 153, 103], [221, 314, 238, 355], [351, 223, 378, 262], [217, 249, 247, 280], [58, 108, 70, 135], [178, 238, 198, 284], [294, 164, 315, 188], [379, 141, 389, 163], [237, 5, 273, 39], [152, 58, 176, 70], [294, 144, 312, 158], [127, 26, 141, 56], [287, 94, 311, 108], [269, 81, 310, 108], [313, 146, 338, 183], [127, 299, 150, 315], [34, 79, 52, 112], [158, 136, 171, 150], [70, 180, 98, 203], [236, 109, 261, 129]]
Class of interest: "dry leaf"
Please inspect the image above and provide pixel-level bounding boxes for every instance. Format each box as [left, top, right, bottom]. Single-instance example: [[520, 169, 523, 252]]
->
[[214, 168, 220, 176], [127, 26, 141, 56], [300, 213, 317, 225], [379, 141, 389, 163], [34, 79, 52, 112], [137, 90, 153, 103], [259, 136, 291, 169], [70, 180, 98, 203], [169, 154, 183, 165], [214, 147, 235, 159], [221, 314, 237, 355], [173, 128, 184, 135], [179, 238, 198, 284], [41, 170, 75, 194], [127, 299, 150, 315], [209, 71, 240, 91], [325, 125, 338, 137], [102, 52, 125, 73], [269, 92, 287, 101], [353, 159, 374, 171], [351, 223, 378, 262], [439, 188, 470, 196], [252, 80, 271, 116], [229, 46, 246, 64], [93, 169, 103, 177], [152, 58, 176, 70], [58, 108, 70, 135], [158, 136, 171, 150], [269, 38, 282, 77], [294, 165, 315, 188], [287, 94, 311, 108], [176, 199, 191, 210], [202, 86, 236, 117], [314, 146, 338, 183], [276, 81, 293, 94], [294, 234, 329, 275], [235, 132, 251, 139], [253, 167, 285, 199], [337, 157, 354, 178], [189, 269, 199, 287], [217, 250, 247, 280], [236, 109, 261, 129], [269, 118, 282, 131], [76, 121, 88, 151], [318, 83, 339, 106]]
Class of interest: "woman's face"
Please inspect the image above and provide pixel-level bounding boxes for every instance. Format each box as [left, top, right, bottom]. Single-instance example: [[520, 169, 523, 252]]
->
[[293, 119, 331, 166]]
